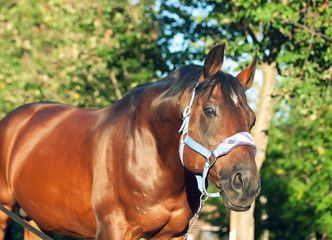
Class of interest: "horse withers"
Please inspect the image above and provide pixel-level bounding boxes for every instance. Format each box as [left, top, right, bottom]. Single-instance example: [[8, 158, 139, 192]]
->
[[0, 43, 260, 239]]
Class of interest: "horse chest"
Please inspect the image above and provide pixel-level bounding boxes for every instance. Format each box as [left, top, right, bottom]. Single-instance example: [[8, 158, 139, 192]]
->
[[92, 165, 195, 238], [129, 194, 195, 238]]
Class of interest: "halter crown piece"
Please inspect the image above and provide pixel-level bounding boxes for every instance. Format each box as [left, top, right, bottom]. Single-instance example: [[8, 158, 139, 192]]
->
[[179, 83, 257, 198]]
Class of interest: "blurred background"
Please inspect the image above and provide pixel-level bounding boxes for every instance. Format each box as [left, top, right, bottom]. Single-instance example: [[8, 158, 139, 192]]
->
[[0, 0, 331, 239]]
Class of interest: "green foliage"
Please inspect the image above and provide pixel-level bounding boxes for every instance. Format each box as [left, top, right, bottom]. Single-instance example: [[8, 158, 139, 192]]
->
[[159, 0, 290, 68], [257, 2, 332, 238], [259, 5, 332, 234], [0, 0, 165, 119], [259, 86, 331, 239]]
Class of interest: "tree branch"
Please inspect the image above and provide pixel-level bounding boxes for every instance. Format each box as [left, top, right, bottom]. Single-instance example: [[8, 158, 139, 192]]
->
[[245, 22, 260, 45], [110, 69, 123, 99], [294, 22, 332, 41], [304, 26, 315, 66]]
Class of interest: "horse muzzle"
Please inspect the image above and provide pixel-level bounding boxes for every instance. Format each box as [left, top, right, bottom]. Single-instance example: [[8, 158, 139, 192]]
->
[[219, 169, 261, 211]]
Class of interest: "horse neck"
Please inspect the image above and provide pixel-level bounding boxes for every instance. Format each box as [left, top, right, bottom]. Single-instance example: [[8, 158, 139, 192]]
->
[[144, 84, 201, 201], [145, 85, 184, 170], [104, 82, 188, 187]]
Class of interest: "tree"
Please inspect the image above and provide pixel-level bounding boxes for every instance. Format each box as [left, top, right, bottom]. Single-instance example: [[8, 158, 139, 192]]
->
[[256, 0, 332, 238], [0, 0, 165, 119], [158, 0, 331, 239]]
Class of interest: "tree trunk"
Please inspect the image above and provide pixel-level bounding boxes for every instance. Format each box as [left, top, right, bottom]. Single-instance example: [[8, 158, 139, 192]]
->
[[229, 62, 278, 240]]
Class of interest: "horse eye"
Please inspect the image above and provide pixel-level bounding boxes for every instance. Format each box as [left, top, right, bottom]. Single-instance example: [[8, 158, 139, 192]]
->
[[203, 106, 217, 117]]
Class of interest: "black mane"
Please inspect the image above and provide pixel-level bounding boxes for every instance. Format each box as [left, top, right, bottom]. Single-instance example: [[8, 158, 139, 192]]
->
[[162, 64, 202, 96], [113, 64, 248, 114], [162, 64, 248, 111]]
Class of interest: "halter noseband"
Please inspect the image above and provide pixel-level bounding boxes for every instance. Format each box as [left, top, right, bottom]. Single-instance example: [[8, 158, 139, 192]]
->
[[178, 83, 257, 198]]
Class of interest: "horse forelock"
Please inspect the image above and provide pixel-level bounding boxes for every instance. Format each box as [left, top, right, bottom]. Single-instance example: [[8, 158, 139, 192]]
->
[[197, 72, 248, 112]]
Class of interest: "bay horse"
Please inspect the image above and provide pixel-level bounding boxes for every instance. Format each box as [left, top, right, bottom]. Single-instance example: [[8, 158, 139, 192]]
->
[[0, 43, 260, 239]]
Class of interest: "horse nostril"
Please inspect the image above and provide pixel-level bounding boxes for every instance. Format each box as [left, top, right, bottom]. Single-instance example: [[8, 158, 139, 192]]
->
[[232, 172, 244, 191]]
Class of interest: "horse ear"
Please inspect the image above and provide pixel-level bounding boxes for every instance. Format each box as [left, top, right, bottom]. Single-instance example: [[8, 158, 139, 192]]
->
[[201, 43, 225, 81], [236, 52, 257, 90]]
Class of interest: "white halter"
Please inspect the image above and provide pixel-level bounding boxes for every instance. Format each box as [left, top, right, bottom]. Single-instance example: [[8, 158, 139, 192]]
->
[[179, 83, 257, 197]]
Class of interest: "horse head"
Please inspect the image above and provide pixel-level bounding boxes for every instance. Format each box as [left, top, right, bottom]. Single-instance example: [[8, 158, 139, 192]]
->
[[179, 43, 260, 211]]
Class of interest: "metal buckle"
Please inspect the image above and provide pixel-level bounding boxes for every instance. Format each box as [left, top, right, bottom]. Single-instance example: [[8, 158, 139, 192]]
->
[[207, 153, 217, 167], [182, 106, 191, 119]]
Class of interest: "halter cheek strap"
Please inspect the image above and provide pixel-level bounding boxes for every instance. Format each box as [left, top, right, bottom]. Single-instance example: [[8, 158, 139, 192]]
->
[[178, 84, 257, 197]]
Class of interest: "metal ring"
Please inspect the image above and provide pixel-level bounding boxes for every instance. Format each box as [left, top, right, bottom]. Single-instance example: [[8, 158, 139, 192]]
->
[[184, 106, 191, 117], [207, 154, 217, 166]]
